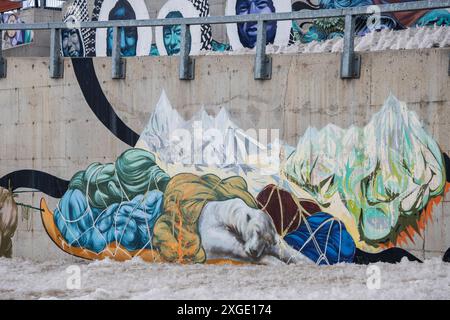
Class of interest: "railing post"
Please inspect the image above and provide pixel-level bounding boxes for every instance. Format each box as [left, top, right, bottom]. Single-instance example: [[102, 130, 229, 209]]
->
[[0, 29, 6, 79], [340, 14, 360, 79], [112, 26, 126, 79], [179, 24, 195, 80], [448, 52, 450, 76], [254, 19, 272, 80], [49, 28, 63, 78]]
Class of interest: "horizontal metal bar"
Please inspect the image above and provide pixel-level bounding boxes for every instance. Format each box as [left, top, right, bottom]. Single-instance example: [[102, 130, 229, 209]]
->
[[0, 1, 449, 30]]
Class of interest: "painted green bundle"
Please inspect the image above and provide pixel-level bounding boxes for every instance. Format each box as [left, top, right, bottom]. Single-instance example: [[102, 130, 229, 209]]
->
[[69, 148, 170, 209]]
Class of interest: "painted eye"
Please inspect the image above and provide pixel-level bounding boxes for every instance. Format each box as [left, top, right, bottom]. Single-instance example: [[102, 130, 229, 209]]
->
[[237, 4, 249, 13], [256, 0, 268, 8]]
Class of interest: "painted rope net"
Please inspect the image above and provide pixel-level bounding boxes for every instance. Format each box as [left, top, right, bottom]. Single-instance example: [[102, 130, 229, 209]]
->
[[52, 148, 355, 265], [256, 184, 355, 265], [53, 149, 169, 258]]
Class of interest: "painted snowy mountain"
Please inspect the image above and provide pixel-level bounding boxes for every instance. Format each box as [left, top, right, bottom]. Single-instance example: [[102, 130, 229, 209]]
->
[[137, 92, 446, 250], [136, 91, 283, 194]]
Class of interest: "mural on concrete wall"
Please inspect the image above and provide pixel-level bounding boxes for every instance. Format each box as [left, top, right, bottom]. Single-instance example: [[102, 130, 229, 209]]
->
[[61, 0, 95, 57], [92, 0, 152, 56], [225, 0, 292, 49], [38, 92, 448, 265], [155, 0, 212, 56], [0, 187, 18, 258], [291, 0, 450, 43], [61, 0, 450, 55], [1, 12, 34, 50]]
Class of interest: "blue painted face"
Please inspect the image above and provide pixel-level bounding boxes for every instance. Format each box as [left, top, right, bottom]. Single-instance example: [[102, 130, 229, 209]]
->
[[235, 0, 277, 49], [163, 11, 191, 56], [106, 4, 138, 56], [62, 28, 83, 57]]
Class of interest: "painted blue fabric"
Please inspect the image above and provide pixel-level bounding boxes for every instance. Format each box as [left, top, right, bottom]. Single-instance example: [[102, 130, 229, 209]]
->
[[284, 212, 356, 265], [319, 0, 373, 9], [54, 189, 164, 253], [415, 9, 450, 27]]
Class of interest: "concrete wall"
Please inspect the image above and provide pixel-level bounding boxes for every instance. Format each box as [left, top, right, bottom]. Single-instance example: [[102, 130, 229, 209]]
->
[[0, 48, 449, 261]]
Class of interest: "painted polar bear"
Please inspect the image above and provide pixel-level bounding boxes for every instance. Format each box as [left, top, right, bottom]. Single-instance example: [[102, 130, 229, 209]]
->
[[199, 198, 311, 265]]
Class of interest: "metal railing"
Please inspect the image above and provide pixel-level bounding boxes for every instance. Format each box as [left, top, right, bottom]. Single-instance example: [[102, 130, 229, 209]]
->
[[21, 1, 65, 9], [0, 0, 449, 80]]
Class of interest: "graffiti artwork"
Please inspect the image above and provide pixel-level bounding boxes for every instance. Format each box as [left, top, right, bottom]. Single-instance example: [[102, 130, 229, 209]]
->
[[155, 0, 212, 56], [225, 0, 292, 49], [93, 0, 152, 57], [60, 0, 450, 56], [291, 0, 450, 43], [1, 12, 33, 50], [0, 187, 18, 258], [37, 91, 450, 265], [1, 1, 449, 265], [61, 0, 95, 57]]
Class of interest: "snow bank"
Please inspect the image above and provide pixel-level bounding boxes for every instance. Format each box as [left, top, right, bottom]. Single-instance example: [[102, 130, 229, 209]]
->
[[0, 257, 449, 300]]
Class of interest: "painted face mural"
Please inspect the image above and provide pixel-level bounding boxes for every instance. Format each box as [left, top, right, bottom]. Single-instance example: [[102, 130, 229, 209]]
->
[[156, 0, 210, 56], [93, 0, 152, 57], [1, 13, 34, 50], [61, 0, 95, 57], [62, 28, 84, 57], [162, 11, 191, 56], [63, 0, 449, 55], [37, 91, 449, 265], [106, 0, 138, 56], [235, 0, 277, 48], [226, 0, 292, 50]]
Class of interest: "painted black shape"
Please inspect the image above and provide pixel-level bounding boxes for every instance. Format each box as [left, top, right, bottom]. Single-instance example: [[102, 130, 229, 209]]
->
[[443, 152, 450, 183], [353, 248, 422, 264], [71, 58, 139, 147], [0, 170, 69, 198], [292, 1, 318, 11], [444, 248, 450, 262]]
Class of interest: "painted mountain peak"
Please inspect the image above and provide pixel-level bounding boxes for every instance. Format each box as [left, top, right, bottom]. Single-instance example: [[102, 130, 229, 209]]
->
[[137, 91, 272, 173], [284, 94, 446, 249], [136, 91, 447, 251]]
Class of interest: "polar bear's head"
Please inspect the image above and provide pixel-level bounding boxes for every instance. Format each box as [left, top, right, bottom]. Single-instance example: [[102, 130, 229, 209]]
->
[[228, 198, 278, 260]]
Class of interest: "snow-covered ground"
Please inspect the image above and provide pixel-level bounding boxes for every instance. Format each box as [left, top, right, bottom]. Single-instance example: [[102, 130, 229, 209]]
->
[[0, 257, 449, 300]]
